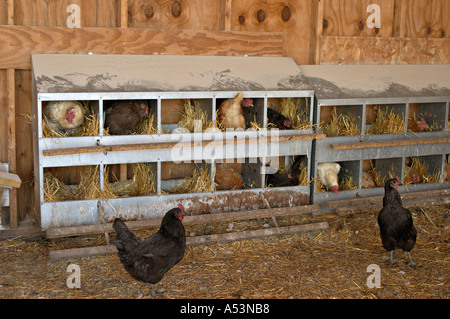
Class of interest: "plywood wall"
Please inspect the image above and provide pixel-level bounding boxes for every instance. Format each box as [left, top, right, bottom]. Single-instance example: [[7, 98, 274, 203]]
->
[[0, 0, 449, 227]]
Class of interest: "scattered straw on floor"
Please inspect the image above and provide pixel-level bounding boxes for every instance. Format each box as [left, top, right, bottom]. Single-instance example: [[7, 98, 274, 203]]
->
[[0, 205, 448, 299]]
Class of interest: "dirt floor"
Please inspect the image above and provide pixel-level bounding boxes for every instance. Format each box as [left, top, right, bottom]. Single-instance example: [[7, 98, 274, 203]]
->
[[0, 205, 448, 299]]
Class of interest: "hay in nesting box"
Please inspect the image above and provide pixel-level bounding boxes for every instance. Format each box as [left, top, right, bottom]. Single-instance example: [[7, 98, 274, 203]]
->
[[177, 99, 213, 133], [339, 176, 358, 191], [408, 113, 441, 132], [43, 166, 117, 202], [133, 110, 157, 135], [109, 164, 156, 197], [43, 172, 73, 202], [169, 166, 213, 194], [320, 107, 361, 136], [72, 166, 117, 200], [366, 108, 404, 134], [249, 115, 263, 130], [279, 98, 311, 130], [409, 157, 442, 184]]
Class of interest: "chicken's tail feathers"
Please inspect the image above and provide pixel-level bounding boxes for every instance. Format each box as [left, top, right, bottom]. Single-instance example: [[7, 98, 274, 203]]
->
[[111, 218, 138, 251]]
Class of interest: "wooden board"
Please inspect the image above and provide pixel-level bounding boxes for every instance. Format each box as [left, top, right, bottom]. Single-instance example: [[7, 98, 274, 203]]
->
[[127, 0, 226, 30], [331, 136, 450, 150], [48, 222, 329, 259], [0, 25, 284, 70], [41, 134, 323, 157], [404, 0, 449, 38], [230, 0, 313, 65], [322, 0, 395, 37], [0, 171, 21, 188], [13, 0, 119, 27], [320, 36, 450, 64]]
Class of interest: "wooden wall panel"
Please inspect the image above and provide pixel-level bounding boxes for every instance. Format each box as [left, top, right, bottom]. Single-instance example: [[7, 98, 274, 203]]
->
[[323, 0, 395, 37], [14, 0, 119, 27], [14, 70, 34, 221], [0, 70, 7, 163], [404, 0, 449, 38], [320, 36, 450, 64], [128, 0, 226, 30], [0, 0, 7, 25], [230, 0, 312, 65], [0, 26, 284, 70]]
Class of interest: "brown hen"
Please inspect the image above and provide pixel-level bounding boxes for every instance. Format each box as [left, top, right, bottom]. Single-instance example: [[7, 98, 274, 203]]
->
[[104, 100, 149, 135]]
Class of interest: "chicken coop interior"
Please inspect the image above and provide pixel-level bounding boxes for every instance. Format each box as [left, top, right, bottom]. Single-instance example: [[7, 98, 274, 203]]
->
[[0, 0, 449, 300]]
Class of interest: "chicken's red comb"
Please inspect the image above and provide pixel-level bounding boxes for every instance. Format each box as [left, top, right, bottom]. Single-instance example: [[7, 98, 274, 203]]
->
[[178, 203, 185, 211], [395, 176, 401, 182]]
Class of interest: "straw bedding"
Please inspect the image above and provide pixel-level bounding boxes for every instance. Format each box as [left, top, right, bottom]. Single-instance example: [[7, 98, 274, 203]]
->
[[0, 205, 448, 299]]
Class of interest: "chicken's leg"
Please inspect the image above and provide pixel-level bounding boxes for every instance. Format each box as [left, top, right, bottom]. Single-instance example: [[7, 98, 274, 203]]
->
[[407, 252, 417, 268], [389, 251, 396, 265], [151, 284, 156, 298]]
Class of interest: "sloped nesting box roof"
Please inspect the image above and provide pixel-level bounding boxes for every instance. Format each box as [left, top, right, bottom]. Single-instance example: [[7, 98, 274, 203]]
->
[[32, 54, 312, 93], [297, 64, 450, 100]]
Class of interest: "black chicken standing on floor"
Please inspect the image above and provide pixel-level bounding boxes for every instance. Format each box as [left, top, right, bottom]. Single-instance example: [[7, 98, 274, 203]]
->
[[111, 204, 186, 297], [377, 177, 417, 267]]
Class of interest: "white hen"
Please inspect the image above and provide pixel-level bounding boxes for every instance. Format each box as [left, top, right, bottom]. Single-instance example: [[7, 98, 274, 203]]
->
[[43, 101, 85, 133], [318, 162, 341, 194]]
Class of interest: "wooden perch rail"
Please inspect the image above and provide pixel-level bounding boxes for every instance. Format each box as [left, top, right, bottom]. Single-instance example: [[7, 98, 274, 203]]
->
[[42, 133, 325, 157], [49, 222, 329, 259], [331, 136, 450, 150], [46, 204, 321, 239]]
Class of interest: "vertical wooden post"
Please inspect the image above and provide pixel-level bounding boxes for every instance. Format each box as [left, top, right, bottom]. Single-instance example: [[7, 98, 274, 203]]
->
[[398, 0, 407, 37], [7, 0, 17, 229], [311, 0, 324, 65], [119, 0, 128, 180], [224, 0, 232, 31], [120, 0, 128, 28], [393, 0, 408, 37]]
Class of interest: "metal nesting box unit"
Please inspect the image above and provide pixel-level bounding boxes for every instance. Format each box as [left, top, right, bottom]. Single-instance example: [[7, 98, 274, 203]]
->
[[32, 54, 315, 230], [298, 64, 450, 204]]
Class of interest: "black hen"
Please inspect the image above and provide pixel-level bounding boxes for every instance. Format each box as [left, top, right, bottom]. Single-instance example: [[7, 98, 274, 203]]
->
[[267, 107, 293, 130], [377, 177, 417, 267], [266, 156, 304, 187], [111, 204, 186, 296]]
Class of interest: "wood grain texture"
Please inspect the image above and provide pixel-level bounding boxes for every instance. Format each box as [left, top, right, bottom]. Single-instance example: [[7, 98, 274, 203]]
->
[[128, 0, 226, 30], [230, 0, 312, 64], [0, 25, 284, 70], [14, 0, 119, 27], [331, 136, 450, 150], [404, 0, 449, 38], [320, 36, 450, 64], [323, 0, 395, 37]]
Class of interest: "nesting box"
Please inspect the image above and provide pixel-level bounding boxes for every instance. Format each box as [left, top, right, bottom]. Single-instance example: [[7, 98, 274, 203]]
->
[[298, 64, 450, 204], [32, 54, 315, 230]]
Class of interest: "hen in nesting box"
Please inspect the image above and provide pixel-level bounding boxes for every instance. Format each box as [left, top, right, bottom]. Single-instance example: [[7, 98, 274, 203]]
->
[[267, 106, 292, 130], [217, 92, 254, 130], [43, 101, 85, 133], [317, 162, 341, 194], [104, 100, 149, 135]]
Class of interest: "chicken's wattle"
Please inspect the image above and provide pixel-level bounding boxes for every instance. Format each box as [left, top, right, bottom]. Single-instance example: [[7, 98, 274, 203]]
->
[[65, 107, 76, 123]]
